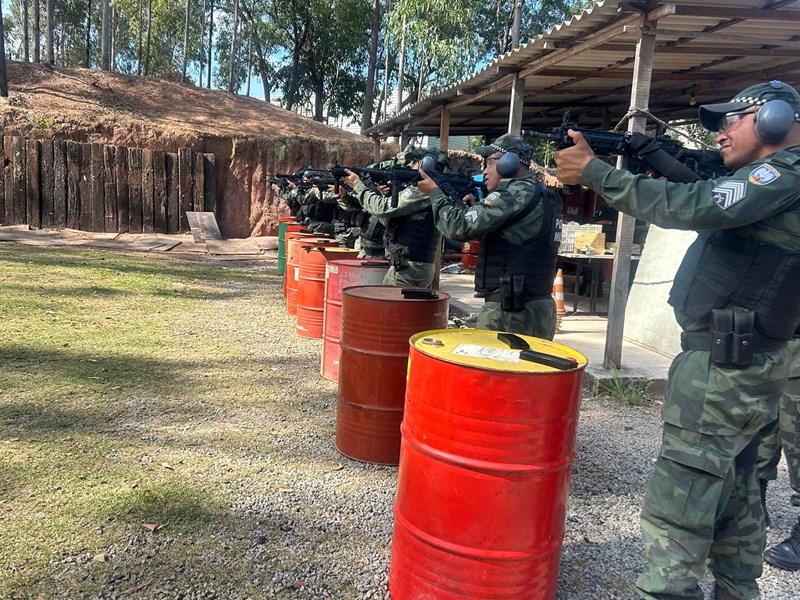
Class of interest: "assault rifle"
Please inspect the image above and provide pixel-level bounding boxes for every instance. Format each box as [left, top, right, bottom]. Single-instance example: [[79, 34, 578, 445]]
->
[[524, 112, 731, 184], [269, 172, 308, 190], [326, 165, 483, 209]]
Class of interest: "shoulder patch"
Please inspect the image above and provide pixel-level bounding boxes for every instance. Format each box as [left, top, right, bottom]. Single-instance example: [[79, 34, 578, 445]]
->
[[484, 192, 501, 205], [712, 180, 747, 210], [748, 164, 781, 186], [399, 187, 414, 201]]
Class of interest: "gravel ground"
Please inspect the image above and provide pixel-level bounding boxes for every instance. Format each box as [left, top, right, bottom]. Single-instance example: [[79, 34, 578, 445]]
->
[[47, 252, 799, 599]]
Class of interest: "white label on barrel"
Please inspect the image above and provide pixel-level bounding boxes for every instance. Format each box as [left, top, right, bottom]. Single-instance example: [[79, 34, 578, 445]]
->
[[452, 343, 521, 363], [329, 265, 338, 275], [294, 266, 300, 281]]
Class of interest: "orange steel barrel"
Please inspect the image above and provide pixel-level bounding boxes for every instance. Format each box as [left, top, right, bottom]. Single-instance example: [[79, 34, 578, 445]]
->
[[461, 240, 480, 270], [389, 329, 587, 600], [336, 286, 450, 465], [321, 259, 390, 381], [296, 247, 359, 338], [282, 229, 315, 297], [286, 237, 336, 315]]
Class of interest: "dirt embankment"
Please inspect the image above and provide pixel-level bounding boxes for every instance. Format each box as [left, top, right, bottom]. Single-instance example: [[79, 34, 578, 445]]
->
[[0, 61, 386, 237]]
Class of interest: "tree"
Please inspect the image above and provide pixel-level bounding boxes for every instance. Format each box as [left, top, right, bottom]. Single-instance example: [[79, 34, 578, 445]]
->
[[46, 0, 54, 64], [227, 0, 238, 93], [0, 7, 9, 98], [101, 0, 111, 69], [359, 0, 379, 133], [181, 0, 190, 80]]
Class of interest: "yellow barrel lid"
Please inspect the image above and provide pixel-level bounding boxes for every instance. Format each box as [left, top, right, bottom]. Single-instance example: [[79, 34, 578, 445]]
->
[[410, 329, 588, 373]]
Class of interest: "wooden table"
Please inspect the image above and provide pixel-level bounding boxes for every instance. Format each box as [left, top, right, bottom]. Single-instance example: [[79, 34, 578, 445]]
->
[[558, 253, 639, 315]]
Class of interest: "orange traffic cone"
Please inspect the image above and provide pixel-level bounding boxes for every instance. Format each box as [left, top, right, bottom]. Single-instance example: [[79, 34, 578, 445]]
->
[[552, 268, 565, 333]]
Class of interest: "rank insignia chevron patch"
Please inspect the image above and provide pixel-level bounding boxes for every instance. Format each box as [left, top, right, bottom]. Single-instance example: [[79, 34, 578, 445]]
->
[[712, 181, 747, 209]]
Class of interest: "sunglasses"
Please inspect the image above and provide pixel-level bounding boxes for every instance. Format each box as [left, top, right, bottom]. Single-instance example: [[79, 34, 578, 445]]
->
[[718, 109, 758, 133]]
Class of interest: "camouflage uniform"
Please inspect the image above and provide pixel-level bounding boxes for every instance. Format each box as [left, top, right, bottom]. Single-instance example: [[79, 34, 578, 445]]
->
[[580, 134, 800, 599], [349, 181, 438, 288], [757, 336, 800, 506], [275, 186, 303, 219], [428, 169, 558, 340], [299, 187, 337, 237]]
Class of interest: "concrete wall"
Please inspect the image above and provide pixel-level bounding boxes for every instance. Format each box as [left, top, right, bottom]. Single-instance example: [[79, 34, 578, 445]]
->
[[624, 226, 697, 358]]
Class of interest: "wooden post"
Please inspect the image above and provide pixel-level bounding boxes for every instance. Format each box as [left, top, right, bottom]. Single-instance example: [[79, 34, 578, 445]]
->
[[66, 141, 82, 229], [166, 153, 179, 233], [128, 148, 143, 233], [41, 139, 55, 228], [193, 151, 204, 213], [26, 140, 41, 229], [603, 15, 655, 371], [153, 150, 167, 232], [203, 154, 216, 213], [2, 136, 11, 225], [53, 139, 67, 229], [508, 73, 525, 135], [13, 137, 27, 226], [439, 107, 451, 151], [103, 145, 117, 233], [178, 148, 193, 232], [0, 136, 5, 225], [115, 146, 129, 233], [90, 143, 104, 231], [373, 136, 381, 162], [142, 149, 155, 233]]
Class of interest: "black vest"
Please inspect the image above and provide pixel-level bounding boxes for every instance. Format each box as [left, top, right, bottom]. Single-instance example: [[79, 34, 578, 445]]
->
[[384, 207, 441, 264], [668, 230, 800, 341], [475, 182, 562, 299]]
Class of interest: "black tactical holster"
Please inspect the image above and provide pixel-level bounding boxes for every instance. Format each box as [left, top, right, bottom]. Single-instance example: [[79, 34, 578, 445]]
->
[[499, 275, 526, 312]]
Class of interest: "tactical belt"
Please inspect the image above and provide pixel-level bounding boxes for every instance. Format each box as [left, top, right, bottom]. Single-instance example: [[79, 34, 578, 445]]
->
[[481, 291, 552, 303], [680, 331, 785, 354]]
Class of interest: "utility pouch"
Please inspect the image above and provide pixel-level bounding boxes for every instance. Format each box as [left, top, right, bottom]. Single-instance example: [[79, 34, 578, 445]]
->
[[711, 309, 733, 366], [391, 251, 408, 271], [731, 311, 755, 367], [500, 276, 514, 311], [513, 275, 526, 311]]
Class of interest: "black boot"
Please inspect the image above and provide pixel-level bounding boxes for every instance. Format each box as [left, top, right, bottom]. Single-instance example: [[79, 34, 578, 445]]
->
[[759, 478, 770, 529], [714, 584, 745, 600], [763, 516, 800, 571]]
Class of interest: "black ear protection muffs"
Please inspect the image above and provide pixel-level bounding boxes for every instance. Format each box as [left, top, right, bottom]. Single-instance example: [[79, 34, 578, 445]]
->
[[754, 99, 796, 144], [419, 154, 437, 173], [496, 152, 521, 178]]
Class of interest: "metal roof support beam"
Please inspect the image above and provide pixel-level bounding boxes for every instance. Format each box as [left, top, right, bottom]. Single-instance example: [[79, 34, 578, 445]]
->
[[604, 14, 655, 371]]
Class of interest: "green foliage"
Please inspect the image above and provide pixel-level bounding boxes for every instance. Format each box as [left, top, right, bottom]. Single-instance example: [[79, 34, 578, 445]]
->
[[599, 368, 653, 407], [32, 115, 55, 129]]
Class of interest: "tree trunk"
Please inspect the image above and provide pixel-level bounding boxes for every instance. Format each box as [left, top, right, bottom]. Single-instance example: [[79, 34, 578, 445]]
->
[[359, 0, 380, 133], [22, 0, 29, 62], [85, 0, 91, 68], [46, 0, 54, 64], [227, 0, 238, 93], [181, 0, 190, 81], [33, 0, 40, 63], [198, 0, 207, 86], [136, 0, 143, 75], [207, 0, 214, 88], [245, 19, 253, 96], [100, 0, 110, 70], [396, 21, 405, 115], [144, 0, 152, 76], [0, 8, 9, 97], [110, 3, 116, 70], [313, 78, 324, 122], [382, 41, 391, 119]]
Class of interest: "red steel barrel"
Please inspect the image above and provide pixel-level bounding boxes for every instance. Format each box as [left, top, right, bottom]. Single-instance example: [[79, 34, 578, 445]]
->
[[282, 229, 315, 297], [336, 286, 450, 465], [389, 329, 587, 600], [296, 247, 359, 338], [286, 236, 336, 315], [321, 259, 390, 381], [461, 240, 480, 270]]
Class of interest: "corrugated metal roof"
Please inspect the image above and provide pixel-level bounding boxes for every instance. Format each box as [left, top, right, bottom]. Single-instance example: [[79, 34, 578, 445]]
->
[[366, 0, 800, 138]]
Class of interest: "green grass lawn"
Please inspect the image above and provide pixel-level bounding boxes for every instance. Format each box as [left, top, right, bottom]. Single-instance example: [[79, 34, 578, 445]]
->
[[0, 244, 319, 598]]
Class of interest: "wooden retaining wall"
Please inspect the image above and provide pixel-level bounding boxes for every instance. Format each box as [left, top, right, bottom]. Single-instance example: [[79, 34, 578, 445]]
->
[[0, 137, 216, 234]]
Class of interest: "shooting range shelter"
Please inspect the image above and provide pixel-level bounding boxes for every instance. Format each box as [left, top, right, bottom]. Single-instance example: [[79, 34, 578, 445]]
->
[[366, 0, 800, 370]]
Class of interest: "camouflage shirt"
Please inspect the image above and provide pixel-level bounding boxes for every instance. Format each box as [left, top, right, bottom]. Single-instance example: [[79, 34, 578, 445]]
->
[[428, 170, 545, 243]]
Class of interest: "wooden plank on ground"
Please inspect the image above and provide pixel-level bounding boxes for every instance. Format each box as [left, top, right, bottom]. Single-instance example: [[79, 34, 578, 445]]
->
[[78, 142, 92, 230], [166, 153, 178, 234], [203, 154, 216, 213], [142, 149, 155, 233], [40, 139, 55, 228], [115, 147, 129, 233], [66, 141, 81, 229], [103, 145, 117, 232], [90, 143, 104, 232], [177, 148, 193, 232], [12, 137, 27, 225], [53, 139, 67, 228], [153, 150, 167, 233], [205, 239, 261, 255], [186, 211, 223, 242], [128, 148, 143, 233]]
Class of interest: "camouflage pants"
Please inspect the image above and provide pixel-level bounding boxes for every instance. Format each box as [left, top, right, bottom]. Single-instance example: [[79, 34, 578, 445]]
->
[[637, 348, 787, 600], [357, 245, 386, 259], [757, 376, 800, 506], [383, 261, 435, 289], [476, 297, 556, 341]]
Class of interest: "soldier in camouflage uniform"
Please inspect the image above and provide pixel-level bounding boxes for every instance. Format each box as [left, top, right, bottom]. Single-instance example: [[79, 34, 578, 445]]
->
[[272, 181, 303, 219], [417, 134, 561, 339], [343, 149, 445, 288], [758, 335, 800, 570], [556, 81, 800, 600], [298, 185, 337, 236]]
